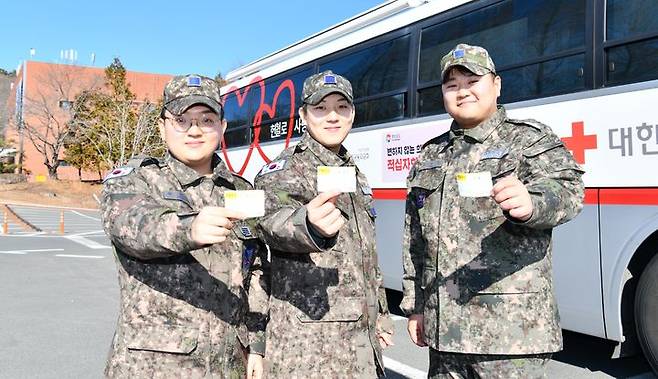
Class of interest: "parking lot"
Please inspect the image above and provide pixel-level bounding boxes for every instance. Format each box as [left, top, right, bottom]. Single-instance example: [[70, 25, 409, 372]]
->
[[0, 205, 655, 378]]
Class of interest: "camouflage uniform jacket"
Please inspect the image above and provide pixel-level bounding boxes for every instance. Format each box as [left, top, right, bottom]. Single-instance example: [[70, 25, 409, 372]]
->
[[101, 153, 265, 378], [251, 132, 393, 377], [401, 107, 584, 355]]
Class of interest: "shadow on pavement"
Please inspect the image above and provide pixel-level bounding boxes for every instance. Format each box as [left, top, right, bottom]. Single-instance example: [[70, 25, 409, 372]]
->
[[553, 330, 656, 378]]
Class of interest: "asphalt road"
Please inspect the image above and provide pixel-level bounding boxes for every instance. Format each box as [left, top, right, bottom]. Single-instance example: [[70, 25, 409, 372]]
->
[[0, 205, 655, 378]]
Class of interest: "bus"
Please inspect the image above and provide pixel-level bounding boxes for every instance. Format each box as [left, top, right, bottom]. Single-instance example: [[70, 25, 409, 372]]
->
[[219, 0, 658, 371]]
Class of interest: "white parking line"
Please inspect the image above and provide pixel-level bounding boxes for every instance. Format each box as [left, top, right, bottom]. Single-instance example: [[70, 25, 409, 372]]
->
[[69, 230, 106, 237], [0, 248, 65, 254], [383, 356, 426, 379], [55, 254, 104, 259], [70, 210, 101, 222], [65, 235, 111, 249]]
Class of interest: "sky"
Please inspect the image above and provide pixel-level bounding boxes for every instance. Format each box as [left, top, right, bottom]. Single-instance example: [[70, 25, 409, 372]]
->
[[2, 0, 384, 77]]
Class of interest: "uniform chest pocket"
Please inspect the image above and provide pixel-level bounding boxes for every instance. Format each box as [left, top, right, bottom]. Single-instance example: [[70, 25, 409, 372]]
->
[[473, 158, 517, 181], [161, 190, 196, 216], [410, 170, 445, 205], [463, 196, 502, 221]]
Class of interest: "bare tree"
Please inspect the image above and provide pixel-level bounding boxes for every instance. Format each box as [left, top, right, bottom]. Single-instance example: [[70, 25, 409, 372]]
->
[[21, 65, 101, 179]]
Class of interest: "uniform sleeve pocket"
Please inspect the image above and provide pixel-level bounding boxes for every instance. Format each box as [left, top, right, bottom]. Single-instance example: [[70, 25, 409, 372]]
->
[[491, 162, 518, 180], [296, 297, 363, 323], [125, 324, 199, 354]]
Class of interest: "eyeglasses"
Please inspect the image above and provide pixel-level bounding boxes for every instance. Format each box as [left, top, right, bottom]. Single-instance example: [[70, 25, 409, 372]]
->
[[165, 114, 222, 133]]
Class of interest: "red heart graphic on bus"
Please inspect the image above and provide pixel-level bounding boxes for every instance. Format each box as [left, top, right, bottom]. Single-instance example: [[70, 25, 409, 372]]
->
[[220, 76, 265, 175], [252, 79, 296, 162], [220, 77, 297, 176]]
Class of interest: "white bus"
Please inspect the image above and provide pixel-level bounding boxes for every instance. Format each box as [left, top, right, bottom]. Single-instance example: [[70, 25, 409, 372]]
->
[[220, 0, 658, 371]]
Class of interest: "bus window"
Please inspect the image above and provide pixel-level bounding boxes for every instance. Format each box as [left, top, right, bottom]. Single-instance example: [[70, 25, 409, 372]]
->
[[320, 35, 410, 127], [501, 54, 586, 104], [354, 93, 405, 127], [255, 67, 312, 144], [418, 0, 586, 115], [606, 0, 658, 86], [223, 128, 250, 148], [223, 83, 263, 148]]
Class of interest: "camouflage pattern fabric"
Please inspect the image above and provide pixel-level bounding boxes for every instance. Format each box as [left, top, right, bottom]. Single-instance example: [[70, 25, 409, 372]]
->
[[251, 132, 393, 378], [440, 43, 496, 80], [101, 152, 265, 378], [163, 74, 223, 116], [302, 70, 354, 105], [401, 106, 584, 355], [429, 348, 552, 379]]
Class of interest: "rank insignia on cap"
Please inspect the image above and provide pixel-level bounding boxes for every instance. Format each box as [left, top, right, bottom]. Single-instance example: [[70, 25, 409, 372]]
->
[[103, 167, 134, 182], [187, 75, 202, 87], [240, 226, 253, 238], [258, 159, 287, 176], [453, 49, 465, 58], [323, 74, 337, 85]]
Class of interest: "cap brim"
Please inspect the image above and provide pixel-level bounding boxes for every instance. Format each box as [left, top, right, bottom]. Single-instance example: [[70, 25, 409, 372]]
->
[[165, 95, 223, 116], [304, 88, 353, 106], [441, 62, 493, 82]]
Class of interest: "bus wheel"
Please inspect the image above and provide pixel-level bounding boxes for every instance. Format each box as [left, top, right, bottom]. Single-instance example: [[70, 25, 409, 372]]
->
[[635, 253, 658, 373]]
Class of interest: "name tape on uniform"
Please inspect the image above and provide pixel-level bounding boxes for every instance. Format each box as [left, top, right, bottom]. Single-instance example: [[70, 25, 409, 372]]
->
[[224, 190, 265, 218], [317, 166, 356, 193], [456, 171, 493, 197]]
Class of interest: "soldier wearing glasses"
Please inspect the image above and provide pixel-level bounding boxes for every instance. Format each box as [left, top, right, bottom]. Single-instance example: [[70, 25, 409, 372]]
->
[[101, 74, 265, 378]]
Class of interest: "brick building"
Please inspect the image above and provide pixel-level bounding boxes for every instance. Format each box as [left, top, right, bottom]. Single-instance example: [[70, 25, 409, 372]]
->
[[5, 61, 172, 181]]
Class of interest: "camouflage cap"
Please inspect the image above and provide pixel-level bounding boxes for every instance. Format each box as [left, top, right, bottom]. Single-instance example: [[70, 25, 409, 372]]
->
[[163, 74, 223, 116], [302, 70, 353, 105], [440, 43, 496, 81]]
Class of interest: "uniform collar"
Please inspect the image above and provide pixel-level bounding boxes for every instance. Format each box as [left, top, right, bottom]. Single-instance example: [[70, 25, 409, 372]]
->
[[165, 152, 235, 188], [298, 132, 353, 167], [449, 106, 506, 144]]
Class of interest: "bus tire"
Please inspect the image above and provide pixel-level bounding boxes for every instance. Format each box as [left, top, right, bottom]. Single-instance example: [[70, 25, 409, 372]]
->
[[635, 253, 658, 373]]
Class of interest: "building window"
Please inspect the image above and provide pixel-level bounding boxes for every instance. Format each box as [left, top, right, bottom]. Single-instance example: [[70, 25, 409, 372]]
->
[[58, 100, 73, 110]]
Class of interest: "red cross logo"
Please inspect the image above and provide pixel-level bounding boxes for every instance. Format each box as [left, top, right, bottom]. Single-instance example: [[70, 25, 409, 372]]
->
[[561, 121, 597, 164]]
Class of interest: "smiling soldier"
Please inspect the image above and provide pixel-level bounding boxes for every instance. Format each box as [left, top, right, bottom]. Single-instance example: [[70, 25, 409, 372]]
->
[[101, 74, 265, 378], [246, 71, 394, 378], [401, 44, 585, 378]]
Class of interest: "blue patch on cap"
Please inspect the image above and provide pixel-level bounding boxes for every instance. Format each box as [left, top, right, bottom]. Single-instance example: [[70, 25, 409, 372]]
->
[[187, 75, 202, 87], [453, 49, 465, 58], [323, 74, 337, 85]]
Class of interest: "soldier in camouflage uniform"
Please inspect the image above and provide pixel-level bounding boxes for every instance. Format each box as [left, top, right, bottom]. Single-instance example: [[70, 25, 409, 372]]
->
[[101, 74, 265, 378], [401, 44, 585, 378], [247, 71, 394, 378]]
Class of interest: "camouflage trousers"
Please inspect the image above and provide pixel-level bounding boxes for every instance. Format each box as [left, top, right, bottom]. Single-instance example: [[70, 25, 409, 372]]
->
[[428, 348, 552, 379]]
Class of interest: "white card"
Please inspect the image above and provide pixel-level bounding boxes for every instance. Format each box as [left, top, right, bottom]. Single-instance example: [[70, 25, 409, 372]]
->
[[224, 190, 265, 218], [317, 166, 356, 193], [456, 171, 493, 197]]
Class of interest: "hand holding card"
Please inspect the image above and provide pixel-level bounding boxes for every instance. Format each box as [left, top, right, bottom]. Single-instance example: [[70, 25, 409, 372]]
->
[[224, 190, 265, 218], [317, 166, 356, 193]]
